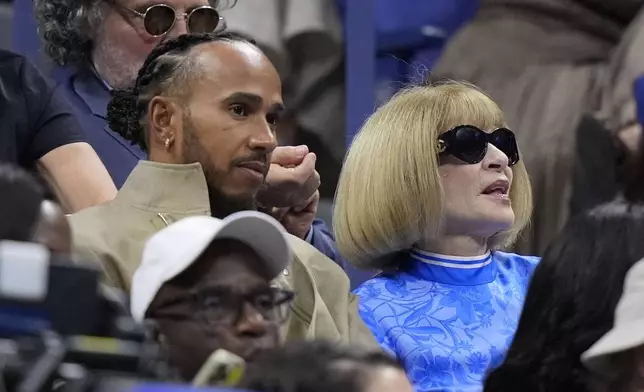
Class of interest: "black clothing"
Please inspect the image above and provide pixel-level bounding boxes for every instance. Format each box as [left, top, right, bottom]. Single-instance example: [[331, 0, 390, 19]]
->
[[0, 49, 85, 168]]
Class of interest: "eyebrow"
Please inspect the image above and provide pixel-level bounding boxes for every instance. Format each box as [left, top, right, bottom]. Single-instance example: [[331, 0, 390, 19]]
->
[[223, 92, 286, 113]]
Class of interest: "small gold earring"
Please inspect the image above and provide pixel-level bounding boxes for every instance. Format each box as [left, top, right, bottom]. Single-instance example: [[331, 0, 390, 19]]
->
[[165, 139, 170, 149]]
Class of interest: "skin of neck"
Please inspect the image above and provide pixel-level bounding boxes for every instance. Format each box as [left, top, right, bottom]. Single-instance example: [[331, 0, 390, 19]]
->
[[148, 148, 176, 165], [416, 234, 489, 257]]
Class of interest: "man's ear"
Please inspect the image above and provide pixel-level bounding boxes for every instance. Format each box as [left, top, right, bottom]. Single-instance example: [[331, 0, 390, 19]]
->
[[147, 96, 181, 149]]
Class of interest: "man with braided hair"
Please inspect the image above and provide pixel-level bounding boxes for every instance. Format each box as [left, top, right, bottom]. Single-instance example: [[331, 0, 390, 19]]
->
[[34, 0, 345, 269], [68, 32, 378, 347]]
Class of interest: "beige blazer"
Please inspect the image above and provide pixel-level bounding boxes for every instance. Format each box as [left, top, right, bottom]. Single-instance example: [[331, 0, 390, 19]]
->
[[69, 161, 377, 348]]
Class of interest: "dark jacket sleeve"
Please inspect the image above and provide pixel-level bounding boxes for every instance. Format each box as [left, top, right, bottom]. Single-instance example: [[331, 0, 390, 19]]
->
[[309, 218, 343, 265], [309, 218, 375, 288]]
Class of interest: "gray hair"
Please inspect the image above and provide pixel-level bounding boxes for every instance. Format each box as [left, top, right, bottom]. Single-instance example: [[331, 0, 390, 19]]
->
[[33, 0, 236, 67]]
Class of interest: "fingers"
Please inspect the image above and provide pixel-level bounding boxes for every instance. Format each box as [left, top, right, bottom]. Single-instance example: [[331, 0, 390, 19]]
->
[[261, 206, 289, 221], [259, 150, 320, 209], [293, 190, 320, 213], [279, 191, 319, 239], [272, 207, 290, 221], [289, 154, 320, 205], [270, 145, 309, 166], [290, 152, 319, 184]]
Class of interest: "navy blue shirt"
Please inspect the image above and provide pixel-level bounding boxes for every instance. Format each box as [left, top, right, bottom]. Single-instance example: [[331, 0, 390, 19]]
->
[[0, 49, 85, 168], [54, 67, 145, 188]]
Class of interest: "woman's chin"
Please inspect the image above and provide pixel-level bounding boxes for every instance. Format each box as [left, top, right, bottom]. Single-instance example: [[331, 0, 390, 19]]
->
[[479, 214, 515, 237]]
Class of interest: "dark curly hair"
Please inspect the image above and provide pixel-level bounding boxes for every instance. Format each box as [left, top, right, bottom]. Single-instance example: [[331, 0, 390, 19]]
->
[[33, 0, 237, 66], [106, 32, 253, 151], [483, 201, 644, 392], [238, 340, 404, 392]]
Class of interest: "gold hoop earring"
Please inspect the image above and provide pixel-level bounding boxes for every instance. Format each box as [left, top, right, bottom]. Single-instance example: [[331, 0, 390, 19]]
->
[[165, 139, 170, 149]]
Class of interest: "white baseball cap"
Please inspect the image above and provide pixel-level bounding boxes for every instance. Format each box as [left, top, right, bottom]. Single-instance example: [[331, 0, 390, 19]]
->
[[130, 211, 292, 322], [582, 258, 644, 372]]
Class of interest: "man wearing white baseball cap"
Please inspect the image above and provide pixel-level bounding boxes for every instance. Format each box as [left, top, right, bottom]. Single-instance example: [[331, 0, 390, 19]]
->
[[582, 258, 644, 391], [130, 211, 295, 380]]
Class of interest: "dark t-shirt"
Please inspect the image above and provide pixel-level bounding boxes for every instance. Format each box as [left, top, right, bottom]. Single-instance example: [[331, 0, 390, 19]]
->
[[0, 49, 85, 168]]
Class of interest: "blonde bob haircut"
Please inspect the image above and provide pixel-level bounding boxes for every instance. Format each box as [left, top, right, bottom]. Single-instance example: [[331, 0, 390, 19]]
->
[[333, 81, 532, 269]]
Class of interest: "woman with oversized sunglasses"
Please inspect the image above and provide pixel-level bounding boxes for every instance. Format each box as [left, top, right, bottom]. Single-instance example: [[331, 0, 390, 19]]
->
[[333, 81, 538, 392]]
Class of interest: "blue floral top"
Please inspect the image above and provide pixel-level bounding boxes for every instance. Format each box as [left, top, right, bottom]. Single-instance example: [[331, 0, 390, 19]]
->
[[355, 250, 539, 392]]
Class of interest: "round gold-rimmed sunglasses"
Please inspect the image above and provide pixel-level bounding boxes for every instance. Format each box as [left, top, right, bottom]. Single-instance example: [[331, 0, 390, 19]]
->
[[119, 4, 226, 37]]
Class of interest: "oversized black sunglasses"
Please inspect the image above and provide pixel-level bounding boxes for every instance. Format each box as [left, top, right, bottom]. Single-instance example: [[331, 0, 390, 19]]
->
[[437, 125, 520, 166], [120, 4, 225, 37]]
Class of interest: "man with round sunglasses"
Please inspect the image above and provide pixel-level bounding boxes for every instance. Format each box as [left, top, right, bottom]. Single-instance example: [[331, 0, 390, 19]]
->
[[33, 0, 230, 188], [37, 0, 229, 90], [131, 212, 294, 380], [33, 0, 343, 268]]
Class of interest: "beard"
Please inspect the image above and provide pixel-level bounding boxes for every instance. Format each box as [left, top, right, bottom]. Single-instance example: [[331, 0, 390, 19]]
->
[[207, 184, 258, 219], [91, 28, 145, 89], [182, 119, 258, 219]]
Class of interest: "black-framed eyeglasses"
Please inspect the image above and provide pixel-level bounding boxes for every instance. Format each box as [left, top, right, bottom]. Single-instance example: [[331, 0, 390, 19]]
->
[[437, 125, 520, 166], [117, 3, 226, 37], [151, 287, 295, 326]]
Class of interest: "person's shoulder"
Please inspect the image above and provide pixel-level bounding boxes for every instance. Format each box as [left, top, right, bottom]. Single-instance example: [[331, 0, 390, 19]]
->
[[0, 49, 42, 82], [69, 201, 113, 226], [287, 234, 348, 278], [68, 201, 143, 291], [0, 49, 57, 108], [69, 202, 116, 253], [353, 271, 402, 297], [0, 50, 27, 91], [0, 49, 24, 67], [286, 233, 352, 301], [284, 234, 379, 346], [492, 250, 540, 269], [69, 200, 126, 249]]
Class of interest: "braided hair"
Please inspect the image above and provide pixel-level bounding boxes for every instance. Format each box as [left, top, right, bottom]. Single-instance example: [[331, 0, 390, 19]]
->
[[107, 32, 254, 151]]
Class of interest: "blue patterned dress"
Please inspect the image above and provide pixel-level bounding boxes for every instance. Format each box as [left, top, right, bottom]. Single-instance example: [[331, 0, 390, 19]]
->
[[355, 250, 539, 392]]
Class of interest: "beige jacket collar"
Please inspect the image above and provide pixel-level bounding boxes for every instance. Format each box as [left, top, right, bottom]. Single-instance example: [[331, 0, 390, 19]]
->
[[114, 161, 211, 214]]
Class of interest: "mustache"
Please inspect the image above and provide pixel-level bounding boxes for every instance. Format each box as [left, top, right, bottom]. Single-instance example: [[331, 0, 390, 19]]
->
[[231, 153, 270, 173]]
